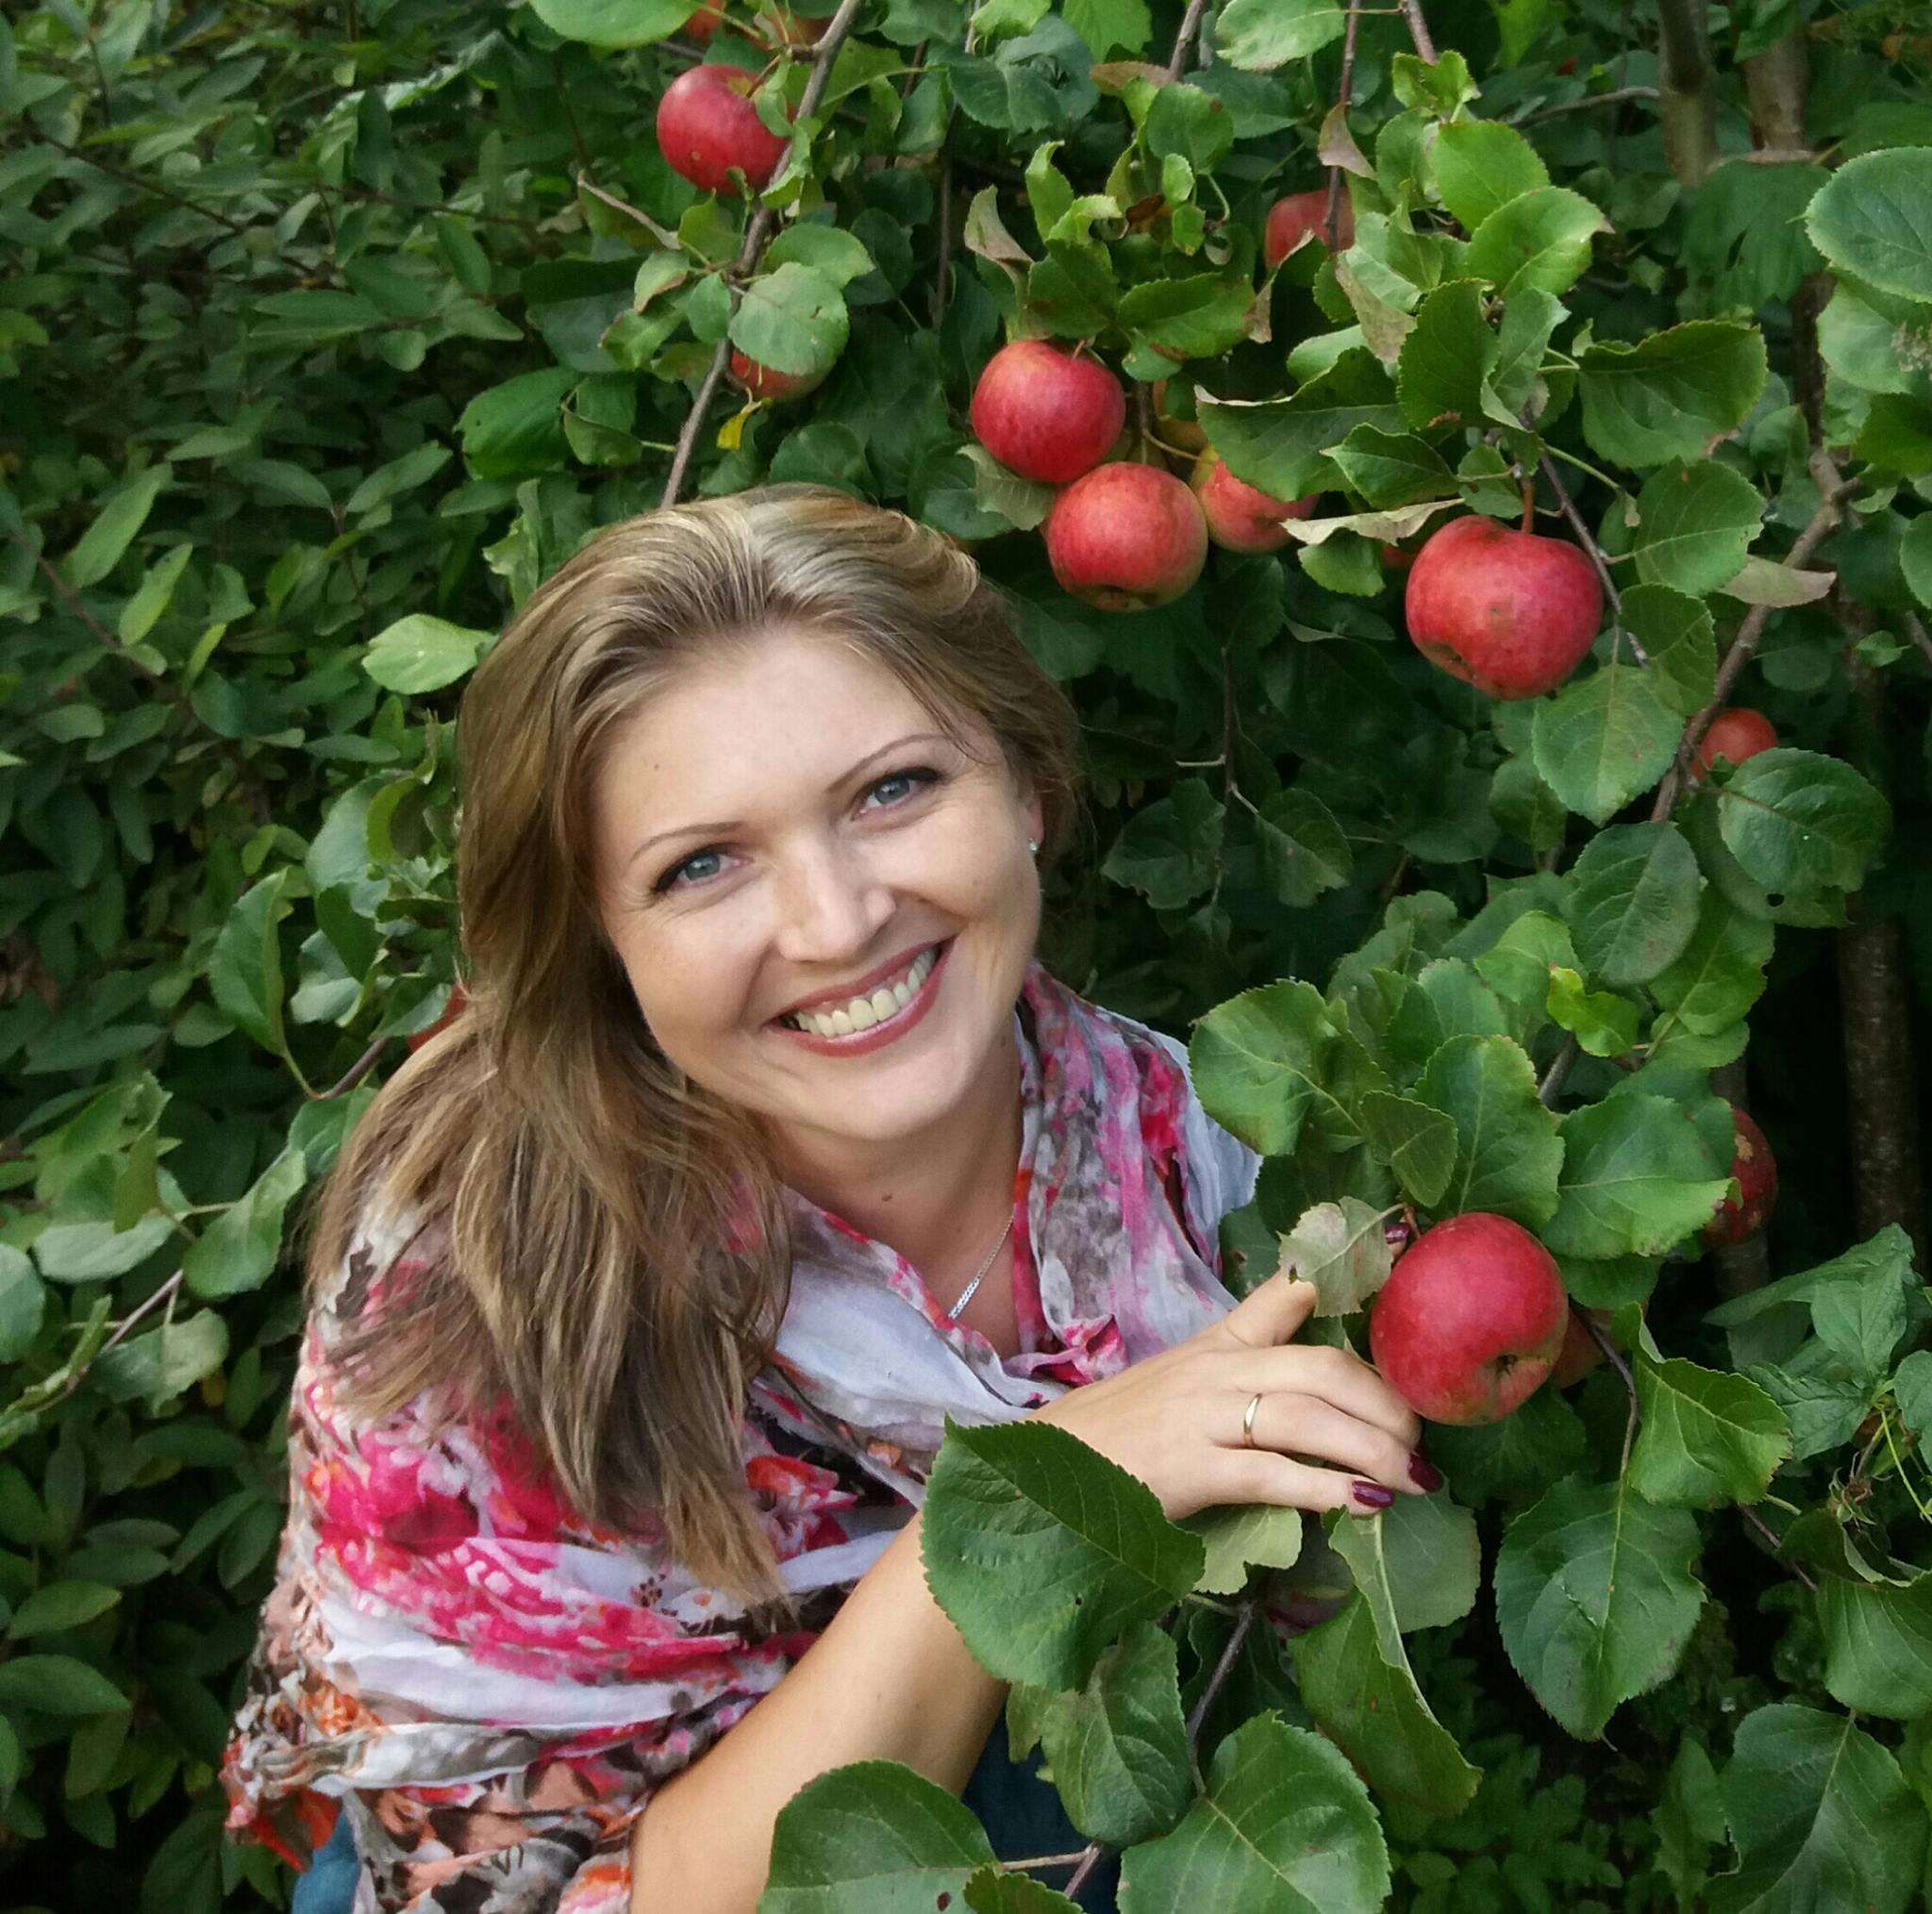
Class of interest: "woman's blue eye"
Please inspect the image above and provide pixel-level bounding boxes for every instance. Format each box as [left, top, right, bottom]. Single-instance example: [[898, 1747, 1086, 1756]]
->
[[652, 767, 940, 894]]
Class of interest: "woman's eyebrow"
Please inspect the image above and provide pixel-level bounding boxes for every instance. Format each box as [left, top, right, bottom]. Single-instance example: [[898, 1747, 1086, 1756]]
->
[[625, 730, 956, 871]]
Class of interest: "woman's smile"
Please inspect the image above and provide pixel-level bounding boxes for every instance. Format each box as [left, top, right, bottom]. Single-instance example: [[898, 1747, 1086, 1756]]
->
[[772, 937, 953, 1054]]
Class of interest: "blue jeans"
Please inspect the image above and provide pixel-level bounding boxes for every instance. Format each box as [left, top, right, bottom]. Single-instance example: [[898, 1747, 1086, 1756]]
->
[[291, 1718, 1121, 1911]]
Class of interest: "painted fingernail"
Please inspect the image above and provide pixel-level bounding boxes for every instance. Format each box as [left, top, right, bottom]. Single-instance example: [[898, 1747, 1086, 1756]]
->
[[1409, 1453, 1443, 1492], [1351, 1480, 1394, 1509]]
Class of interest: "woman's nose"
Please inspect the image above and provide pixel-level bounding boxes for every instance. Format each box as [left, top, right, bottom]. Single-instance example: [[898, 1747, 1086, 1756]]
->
[[770, 840, 894, 963]]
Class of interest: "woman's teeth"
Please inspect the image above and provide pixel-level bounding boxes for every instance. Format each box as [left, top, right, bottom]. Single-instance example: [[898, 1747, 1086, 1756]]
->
[[780, 944, 939, 1038]]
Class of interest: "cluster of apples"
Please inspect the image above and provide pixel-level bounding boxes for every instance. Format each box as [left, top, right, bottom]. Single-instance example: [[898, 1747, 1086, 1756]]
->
[[1370, 1105, 1777, 1425], [969, 340, 1323, 612]]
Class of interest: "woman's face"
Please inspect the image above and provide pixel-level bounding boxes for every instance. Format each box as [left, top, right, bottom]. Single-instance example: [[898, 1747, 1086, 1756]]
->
[[591, 624, 1045, 1161]]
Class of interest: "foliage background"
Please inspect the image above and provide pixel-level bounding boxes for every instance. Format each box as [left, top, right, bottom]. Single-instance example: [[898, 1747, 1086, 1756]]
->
[[3, 0, 1932, 1907]]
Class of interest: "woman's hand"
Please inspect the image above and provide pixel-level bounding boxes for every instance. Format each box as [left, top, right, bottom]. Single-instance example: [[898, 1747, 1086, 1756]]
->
[[1025, 1273, 1434, 1523]]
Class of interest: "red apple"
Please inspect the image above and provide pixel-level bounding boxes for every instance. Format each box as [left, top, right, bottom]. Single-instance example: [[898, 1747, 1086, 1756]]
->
[[679, 0, 726, 42], [1369, 1212, 1569, 1424], [1263, 188, 1354, 268], [1551, 1305, 1615, 1389], [756, 3, 829, 45], [1044, 463, 1208, 612], [655, 64, 791, 196], [407, 982, 468, 1055], [1702, 1107, 1777, 1248], [1692, 707, 1778, 778], [1380, 541, 1418, 574], [728, 347, 825, 402], [1189, 450, 1319, 552], [971, 341, 1125, 485], [1404, 514, 1604, 699]]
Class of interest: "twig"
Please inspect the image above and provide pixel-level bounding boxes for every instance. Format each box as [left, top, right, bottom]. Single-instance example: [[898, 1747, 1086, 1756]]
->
[[661, 0, 866, 508], [1538, 1034, 1579, 1107], [1535, 451, 1648, 665], [1398, 0, 1439, 61], [575, 175, 680, 247], [1650, 480, 1854, 821], [1521, 84, 1659, 123], [58, 1273, 183, 1401], [1581, 1310, 1641, 1478], [1324, 0, 1365, 248], [1904, 611, 1932, 672], [1000, 1849, 1091, 1872], [1163, 0, 1213, 81], [35, 131, 251, 237], [310, 1031, 392, 1101], [1739, 1503, 1819, 1592]]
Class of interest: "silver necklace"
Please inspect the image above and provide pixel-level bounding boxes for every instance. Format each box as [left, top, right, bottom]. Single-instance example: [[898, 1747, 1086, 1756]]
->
[[942, 1210, 1015, 1322]]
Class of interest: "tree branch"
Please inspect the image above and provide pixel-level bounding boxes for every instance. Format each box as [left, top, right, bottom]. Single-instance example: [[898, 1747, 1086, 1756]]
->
[[1656, 0, 1718, 186], [1163, 0, 1213, 80], [1522, 83, 1660, 123], [1397, 0, 1439, 62], [1324, 0, 1365, 247], [1536, 451, 1648, 666], [660, 0, 867, 508]]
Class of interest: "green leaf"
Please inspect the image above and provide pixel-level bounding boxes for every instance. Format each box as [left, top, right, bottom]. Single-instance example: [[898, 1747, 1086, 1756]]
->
[[1899, 515, 1932, 608], [1028, 1623, 1192, 1845], [920, 1417, 1203, 1689], [1567, 821, 1703, 987], [1396, 278, 1494, 430], [1632, 460, 1763, 595], [1630, 1353, 1790, 1507], [1102, 781, 1223, 909], [1189, 979, 1339, 1159], [1253, 790, 1354, 907], [363, 613, 490, 693], [1543, 1094, 1729, 1258], [1063, 0, 1152, 57], [61, 469, 167, 590], [0, 1246, 44, 1361], [1577, 323, 1769, 469], [1895, 1351, 1932, 1444], [1426, 1388, 1586, 1505], [1214, 0, 1346, 70], [1326, 425, 1457, 508], [1712, 1705, 1926, 1914], [1545, 967, 1640, 1056], [6, 1581, 121, 1639], [1391, 50, 1475, 114], [1472, 909, 1578, 1025], [181, 1149, 308, 1300], [1530, 660, 1682, 825], [1143, 85, 1235, 175], [761, 1759, 993, 1912], [1714, 748, 1891, 900], [1181, 1504, 1304, 1595], [1623, 583, 1717, 717], [1818, 1574, 1932, 1721], [1277, 1197, 1393, 1315], [1493, 1473, 1704, 1739], [729, 263, 849, 378], [0, 1655, 128, 1715], [91, 1307, 229, 1406], [1803, 147, 1932, 304], [456, 367, 575, 479], [1200, 348, 1403, 499], [1651, 890, 1774, 1036], [1429, 121, 1548, 231], [1414, 1033, 1563, 1227], [1116, 274, 1253, 360], [32, 1213, 174, 1284], [117, 543, 194, 643], [1356, 1092, 1457, 1207], [1118, 1713, 1391, 1912], [208, 870, 292, 1057], [527, 0, 692, 42], [1342, 1489, 1482, 1632], [1464, 187, 1607, 297]]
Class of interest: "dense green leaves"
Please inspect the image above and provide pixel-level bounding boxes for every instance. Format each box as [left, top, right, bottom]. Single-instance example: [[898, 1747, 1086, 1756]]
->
[[1577, 324, 1768, 469], [1804, 148, 1932, 303]]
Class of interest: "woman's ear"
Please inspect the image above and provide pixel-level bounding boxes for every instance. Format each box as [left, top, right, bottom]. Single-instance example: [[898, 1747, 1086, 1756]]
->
[[1024, 791, 1045, 848]]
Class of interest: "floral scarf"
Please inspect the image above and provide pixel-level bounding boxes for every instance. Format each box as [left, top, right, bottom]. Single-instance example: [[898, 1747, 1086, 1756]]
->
[[221, 960, 1259, 1912]]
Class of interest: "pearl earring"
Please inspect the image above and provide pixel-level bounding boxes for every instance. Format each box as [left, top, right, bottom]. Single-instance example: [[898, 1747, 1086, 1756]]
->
[[1027, 839, 1041, 856]]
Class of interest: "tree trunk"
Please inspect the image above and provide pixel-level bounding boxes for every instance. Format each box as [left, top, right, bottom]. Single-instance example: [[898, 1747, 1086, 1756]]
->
[[1657, 0, 1718, 187]]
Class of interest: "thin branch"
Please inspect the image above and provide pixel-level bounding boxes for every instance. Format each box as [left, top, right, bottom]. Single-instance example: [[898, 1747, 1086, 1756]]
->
[[1538, 1034, 1579, 1108], [1581, 1310, 1641, 1479], [1324, 0, 1365, 248], [1522, 83, 1659, 123], [999, 1849, 1092, 1873], [36, 131, 251, 237], [1904, 611, 1932, 672], [1739, 1504, 1819, 1593], [58, 1273, 183, 1401], [310, 1031, 392, 1101], [1535, 450, 1649, 665], [1650, 480, 1854, 821], [661, 0, 866, 508], [1398, 0, 1439, 62], [1163, 0, 1213, 81]]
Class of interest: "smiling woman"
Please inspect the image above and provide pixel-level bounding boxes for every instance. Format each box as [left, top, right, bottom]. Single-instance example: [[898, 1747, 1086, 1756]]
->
[[220, 487, 1429, 1914]]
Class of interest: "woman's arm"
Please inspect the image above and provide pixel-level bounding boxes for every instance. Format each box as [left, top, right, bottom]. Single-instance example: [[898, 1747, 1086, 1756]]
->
[[627, 1503, 1005, 1914]]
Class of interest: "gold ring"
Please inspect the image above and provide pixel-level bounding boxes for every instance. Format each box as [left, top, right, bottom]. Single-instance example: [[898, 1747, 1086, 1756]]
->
[[1241, 1391, 1263, 1449]]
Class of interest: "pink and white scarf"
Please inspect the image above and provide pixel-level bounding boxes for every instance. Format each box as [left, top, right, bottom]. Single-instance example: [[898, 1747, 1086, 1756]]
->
[[222, 960, 1258, 1912]]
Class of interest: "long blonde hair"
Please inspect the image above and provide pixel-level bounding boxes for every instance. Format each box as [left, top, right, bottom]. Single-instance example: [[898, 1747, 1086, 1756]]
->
[[305, 487, 1085, 1615]]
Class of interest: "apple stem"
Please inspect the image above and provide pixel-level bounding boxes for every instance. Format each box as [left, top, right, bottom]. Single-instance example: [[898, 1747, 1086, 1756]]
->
[[1324, 0, 1364, 248], [1578, 1308, 1642, 1478], [1517, 473, 1536, 534]]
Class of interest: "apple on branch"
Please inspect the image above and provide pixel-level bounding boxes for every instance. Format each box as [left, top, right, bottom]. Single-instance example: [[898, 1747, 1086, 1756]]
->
[[1692, 707, 1778, 779], [971, 340, 1125, 485], [1404, 513, 1604, 698], [1369, 1212, 1569, 1424], [1701, 1105, 1777, 1248], [1044, 463, 1208, 612], [1263, 187, 1354, 268], [728, 349, 826, 403], [655, 63, 791, 196], [1189, 450, 1319, 552], [406, 982, 468, 1056]]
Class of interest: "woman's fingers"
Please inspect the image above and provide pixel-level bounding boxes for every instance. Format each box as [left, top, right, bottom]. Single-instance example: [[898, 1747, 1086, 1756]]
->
[[1220, 1340, 1423, 1451], [1211, 1448, 1413, 1519], [1234, 1393, 1425, 1495], [1215, 1272, 1320, 1352]]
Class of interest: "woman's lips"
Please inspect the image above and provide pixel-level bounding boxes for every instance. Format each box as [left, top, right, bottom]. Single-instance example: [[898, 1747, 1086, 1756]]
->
[[771, 939, 952, 1057]]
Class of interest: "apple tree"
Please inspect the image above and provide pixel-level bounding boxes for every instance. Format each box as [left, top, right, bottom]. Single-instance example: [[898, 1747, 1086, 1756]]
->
[[2, 0, 1932, 1907]]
